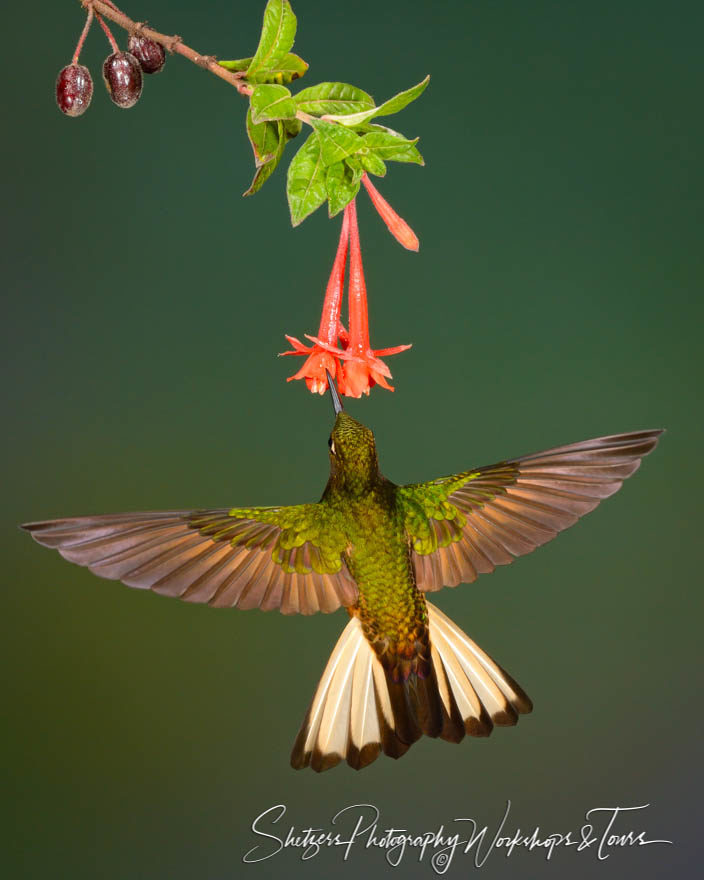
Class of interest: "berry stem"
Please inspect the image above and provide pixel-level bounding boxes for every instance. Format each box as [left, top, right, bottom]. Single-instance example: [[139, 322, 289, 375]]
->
[[72, 8, 94, 65], [95, 11, 120, 53]]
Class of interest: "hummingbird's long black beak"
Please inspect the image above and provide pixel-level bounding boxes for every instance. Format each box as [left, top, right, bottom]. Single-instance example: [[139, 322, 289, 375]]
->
[[326, 370, 344, 415]]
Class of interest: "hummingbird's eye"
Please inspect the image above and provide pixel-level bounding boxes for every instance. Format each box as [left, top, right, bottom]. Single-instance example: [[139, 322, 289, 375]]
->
[[328, 436, 336, 455]]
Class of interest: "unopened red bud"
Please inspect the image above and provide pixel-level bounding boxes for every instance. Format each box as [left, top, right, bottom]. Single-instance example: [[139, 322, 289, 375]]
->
[[103, 52, 143, 109], [56, 64, 93, 117], [127, 34, 166, 75]]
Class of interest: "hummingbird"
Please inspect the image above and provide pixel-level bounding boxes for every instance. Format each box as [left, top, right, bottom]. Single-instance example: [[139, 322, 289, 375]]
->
[[21, 378, 662, 771]]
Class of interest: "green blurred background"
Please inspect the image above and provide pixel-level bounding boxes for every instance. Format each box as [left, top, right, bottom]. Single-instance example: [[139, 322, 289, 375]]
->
[[3, 0, 702, 876]]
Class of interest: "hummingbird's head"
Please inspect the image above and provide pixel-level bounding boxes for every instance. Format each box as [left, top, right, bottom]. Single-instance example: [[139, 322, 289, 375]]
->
[[324, 373, 379, 492], [328, 412, 379, 489]]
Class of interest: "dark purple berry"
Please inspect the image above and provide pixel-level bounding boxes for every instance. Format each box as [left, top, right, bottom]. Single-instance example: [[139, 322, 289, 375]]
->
[[56, 64, 93, 117], [102, 52, 143, 109], [127, 34, 166, 75]]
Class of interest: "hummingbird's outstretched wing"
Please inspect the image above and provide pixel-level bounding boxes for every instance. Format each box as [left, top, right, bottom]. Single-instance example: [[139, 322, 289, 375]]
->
[[21, 505, 356, 614], [398, 429, 662, 593]]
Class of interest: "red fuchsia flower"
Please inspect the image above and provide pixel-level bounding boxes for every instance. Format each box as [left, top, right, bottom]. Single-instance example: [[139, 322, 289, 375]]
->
[[310, 199, 412, 398], [361, 173, 419, 252], [281, 198, 411, 397], [280, 209, 350, 394]]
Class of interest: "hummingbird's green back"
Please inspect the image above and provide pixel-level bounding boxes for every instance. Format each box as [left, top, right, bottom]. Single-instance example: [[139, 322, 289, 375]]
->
[[321, 412, 432, 683]]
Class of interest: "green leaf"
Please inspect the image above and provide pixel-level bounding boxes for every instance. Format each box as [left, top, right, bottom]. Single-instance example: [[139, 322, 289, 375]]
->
[[244, 136, 285, 195], [345, 155, 364, 183], [326, 162, 361, 217], [244, 110, 285, 196], [294, 82, 374, 116], [283, 117, 303, 139], [358, 151, 387, 176], [324, 75, 430, 127], [247, 0, 297, 79], [371, 75, 430, 116], [361, 132, 424, 164], [246, 106, 280, 164], [250, 84, 297, 123], [218, 58, 251, 72], [309, 119, 361, 166], [287, 133, 327, 225], [357, 122, 407, 138], [220, 53, 308, 84], [245, 157, 281, 196]]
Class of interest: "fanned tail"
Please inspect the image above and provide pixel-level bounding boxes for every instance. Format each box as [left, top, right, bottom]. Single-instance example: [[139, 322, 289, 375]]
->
[[290, 601, 531, 771]]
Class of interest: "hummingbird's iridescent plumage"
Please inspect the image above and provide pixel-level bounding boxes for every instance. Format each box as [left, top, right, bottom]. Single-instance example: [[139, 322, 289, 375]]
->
[[21, 384, 662, 771]]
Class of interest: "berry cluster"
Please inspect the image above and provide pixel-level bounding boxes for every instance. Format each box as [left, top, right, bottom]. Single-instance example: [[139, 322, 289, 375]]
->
[[56, 8, 165, 117]]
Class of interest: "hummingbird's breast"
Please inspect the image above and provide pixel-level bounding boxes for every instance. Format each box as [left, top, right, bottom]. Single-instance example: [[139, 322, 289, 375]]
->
[[340, 484, 431, 683]]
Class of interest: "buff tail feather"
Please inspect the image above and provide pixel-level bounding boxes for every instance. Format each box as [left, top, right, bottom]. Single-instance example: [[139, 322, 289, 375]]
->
[[290, 601, 532, 771]]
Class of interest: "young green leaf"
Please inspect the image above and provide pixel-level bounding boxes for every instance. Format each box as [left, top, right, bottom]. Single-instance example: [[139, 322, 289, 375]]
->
[[324, 75, 430, 127], [361, 131, 424, 164], [294, 82, 374, 116], [345, 155, 364, 183], [358, 122, 407, 138], [309, 118, 362, 166], [358, 151, 387, 176], [247, 0, 297, 80], [283, 117, 303, 139], [220, 53, 308, 84], [246, 106, 280, 165], [250, 84, 297, 123], [370, 75, 430, 116], [244, 109, 285, 196], [326, 162, 361, 217], [218, 58, 251, 72], [287, 133, 327, 225], [246, 128, 286, 195], [245, 149, 283, 195]]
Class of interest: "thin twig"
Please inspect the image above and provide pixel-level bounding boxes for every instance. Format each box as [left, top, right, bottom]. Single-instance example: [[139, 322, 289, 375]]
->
[[80, 0, 254, 96], [78, 0, 319, 120]]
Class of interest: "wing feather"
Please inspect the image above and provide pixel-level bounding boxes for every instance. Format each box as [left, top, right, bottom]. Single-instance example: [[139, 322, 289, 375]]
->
[[22, 506, 357, 615], [402, 429, 662, 593]]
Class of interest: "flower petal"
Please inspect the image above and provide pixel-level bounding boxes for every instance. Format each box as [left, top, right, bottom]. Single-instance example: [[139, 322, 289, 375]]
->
[[286, 348, 340, 392], [373, 343, 413, 357], [280, 334, 313, 356], [370, 369, 394, 392]]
